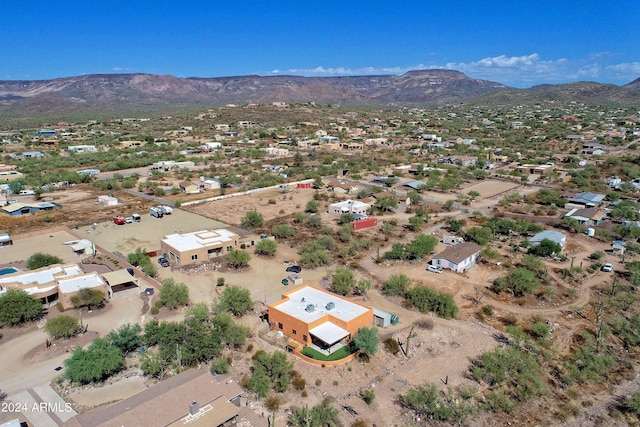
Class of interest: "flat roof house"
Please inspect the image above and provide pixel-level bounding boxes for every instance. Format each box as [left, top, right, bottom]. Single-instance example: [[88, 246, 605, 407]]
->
[[328, 200, 370, 215], [161, 229, 240, 267], [431, 241, 481, 273], [268, 284, 373, 354], [0, 264, 111, 309]]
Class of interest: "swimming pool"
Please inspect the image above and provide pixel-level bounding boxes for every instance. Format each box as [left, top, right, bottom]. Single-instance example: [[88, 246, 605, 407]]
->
[[0, 267, 18, 276]]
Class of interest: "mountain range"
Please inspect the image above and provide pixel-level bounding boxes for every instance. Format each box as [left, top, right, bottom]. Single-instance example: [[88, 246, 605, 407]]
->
[[0, 70, 639, 119]]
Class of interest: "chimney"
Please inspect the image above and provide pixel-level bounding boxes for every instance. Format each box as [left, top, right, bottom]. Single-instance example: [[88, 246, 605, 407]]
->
[[189, 401, 200, 416]]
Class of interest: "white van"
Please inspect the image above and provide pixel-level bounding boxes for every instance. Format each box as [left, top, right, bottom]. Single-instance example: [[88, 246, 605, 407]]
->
[[427, 265, 443, 274], [19, 190, 35, 196]]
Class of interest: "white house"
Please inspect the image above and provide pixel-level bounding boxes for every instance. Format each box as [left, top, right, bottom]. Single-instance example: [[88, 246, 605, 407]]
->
[[68, 145, 98, 153], [431, 242, 481, 273], [328, 200, 370, 215]]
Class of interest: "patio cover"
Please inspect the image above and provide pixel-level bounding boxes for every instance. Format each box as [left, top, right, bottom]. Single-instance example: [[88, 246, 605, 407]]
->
[[309, 322, 350, 345], [102, 269, 138, 287]]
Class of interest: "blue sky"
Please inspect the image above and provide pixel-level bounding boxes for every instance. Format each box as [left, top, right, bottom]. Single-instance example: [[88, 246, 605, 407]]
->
[[1, 1, 638, 88]]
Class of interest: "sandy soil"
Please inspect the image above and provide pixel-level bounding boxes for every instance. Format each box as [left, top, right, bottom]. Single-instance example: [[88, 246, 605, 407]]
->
[[186, 187, 317, 225], [67, 376, 147, 407]]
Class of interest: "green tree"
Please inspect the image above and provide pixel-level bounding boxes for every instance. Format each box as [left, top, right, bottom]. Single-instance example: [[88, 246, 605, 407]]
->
[[7, 178, 25, 194], [353, 327, 379, 357], [227, 249, 251, 268], [247, 350, 293, 397], [210, 357, 230, 374], [407, 234, 438, 259], [241, 210, 264, 229], [217, 286, 254, 316], [45, 315, 81, 339], [445, 219, 463, 233], [375, 196, 398, 212], [465, 226, 492, 245], [408, 215, 425, 231], [254, 238, 277, 256], [0, 290, 42, 325], [104, 323, 142, 355], [305, 200, 320, 213], [560, 216, 583, 234], [65, 338, 125, 384], [70, 288, 105, 310], [382, 274, 411, 296], [159, 279, 189, 309], [407, 190, 423, 205], [127, 247, 149, 266], [529, 239, 561, 257], [330, 266, 355, 296], [306, 215, 322, 228], [492, 268, 540, 297], [272, 224, 296, 239], [338, 212, 355, 225], [26, 253, 63, 270]]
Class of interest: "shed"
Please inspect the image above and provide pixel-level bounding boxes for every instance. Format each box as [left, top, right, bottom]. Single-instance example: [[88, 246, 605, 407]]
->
[[373, 308, 392, 328]]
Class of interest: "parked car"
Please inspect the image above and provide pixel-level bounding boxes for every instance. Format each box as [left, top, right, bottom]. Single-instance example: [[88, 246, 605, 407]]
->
[[125, 217, 133, 224], [286, 265, 302, 274], [157, 205, 173, 215], [113, 216, 126, 225], [160, 259, 170, 267], [427, 265, 443, 274], [132, 213, 141, 222], [144, 288, 154, 295], [281, 278, 289, 286], [157, 254, 167, 264], [601, 263, 614, 272]]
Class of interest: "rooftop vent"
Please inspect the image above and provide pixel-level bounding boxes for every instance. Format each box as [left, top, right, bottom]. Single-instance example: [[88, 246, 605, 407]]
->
[[189, 401, 200, 416], [305, 304, 315, 313], [326, 301, 335, 311], [301, 297, 306, 302]]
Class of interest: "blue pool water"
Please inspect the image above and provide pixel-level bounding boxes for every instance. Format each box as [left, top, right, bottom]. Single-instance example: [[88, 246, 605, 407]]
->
[[0, 267, 18, 276]]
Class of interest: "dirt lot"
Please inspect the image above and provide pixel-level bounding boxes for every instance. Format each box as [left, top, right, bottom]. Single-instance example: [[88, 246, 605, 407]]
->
[[186, 187, 317, 225]]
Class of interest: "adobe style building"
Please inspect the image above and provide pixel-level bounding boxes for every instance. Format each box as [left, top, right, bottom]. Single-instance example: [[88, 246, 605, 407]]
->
[[161, 229, 240, 267], [0, 264, 114, 310], [268, 284, 373, 354]]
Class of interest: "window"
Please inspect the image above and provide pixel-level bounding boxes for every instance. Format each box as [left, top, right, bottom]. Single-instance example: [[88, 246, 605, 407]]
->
[[226, 246, 233, 252], [191, 254, 198, 260], [292, 329, 297, 335], [303, 334, 308, 342], [278, 322, 283, 330]]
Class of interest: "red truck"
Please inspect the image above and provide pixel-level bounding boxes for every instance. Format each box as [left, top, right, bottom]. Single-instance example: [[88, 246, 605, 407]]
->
[[113, 216, 126, 225]]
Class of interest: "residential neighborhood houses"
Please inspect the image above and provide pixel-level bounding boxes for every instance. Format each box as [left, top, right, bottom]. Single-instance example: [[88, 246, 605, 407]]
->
[[0, 101, 640, 426]]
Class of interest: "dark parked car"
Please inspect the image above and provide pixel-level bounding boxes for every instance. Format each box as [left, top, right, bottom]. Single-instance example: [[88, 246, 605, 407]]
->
[[286, 265, 302, 274], [144, 288, 154, 295], [160, 259, 170, 267], [157, 254, 167, 264]]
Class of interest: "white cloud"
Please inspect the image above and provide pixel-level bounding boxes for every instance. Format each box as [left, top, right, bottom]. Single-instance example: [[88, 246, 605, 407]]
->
[[112, 67, 129, 72], [270, 54, 640, 87]]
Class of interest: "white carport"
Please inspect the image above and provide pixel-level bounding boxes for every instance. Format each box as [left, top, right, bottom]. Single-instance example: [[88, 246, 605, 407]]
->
[[309, 322, 350, 353]]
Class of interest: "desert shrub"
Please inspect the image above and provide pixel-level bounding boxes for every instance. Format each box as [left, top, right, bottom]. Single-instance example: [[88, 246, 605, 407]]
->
[[384, 338, 401, 355], [406, 285, 458, 319], [360, 389, 375, 405], [210, 357, 230, 374], [382, 274, 411, 297], [292, 376, 306, 391]]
